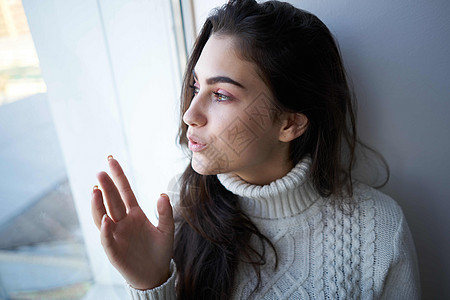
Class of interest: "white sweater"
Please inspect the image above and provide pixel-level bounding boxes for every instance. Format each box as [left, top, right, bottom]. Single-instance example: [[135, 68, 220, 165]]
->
[[127, 157, 420, 299]]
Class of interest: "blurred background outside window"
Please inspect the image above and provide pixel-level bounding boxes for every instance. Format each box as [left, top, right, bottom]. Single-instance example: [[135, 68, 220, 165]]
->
[[0, 0, 92, 299]]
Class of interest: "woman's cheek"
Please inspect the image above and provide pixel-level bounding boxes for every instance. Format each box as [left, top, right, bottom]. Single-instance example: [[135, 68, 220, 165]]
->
[[191, 93, 279, 175], [216, 116, 259, 158], [190, 126, 270, 175], [191, 135, 234, 175]]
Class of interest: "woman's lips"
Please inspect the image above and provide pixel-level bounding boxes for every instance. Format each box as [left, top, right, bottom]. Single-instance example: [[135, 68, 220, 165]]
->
[[187, 135, 208, 152], [189, 140, 207, 152]]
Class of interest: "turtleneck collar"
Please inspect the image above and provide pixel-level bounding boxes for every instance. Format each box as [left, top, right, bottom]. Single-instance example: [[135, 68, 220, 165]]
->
[[217, 156, 320, 219]]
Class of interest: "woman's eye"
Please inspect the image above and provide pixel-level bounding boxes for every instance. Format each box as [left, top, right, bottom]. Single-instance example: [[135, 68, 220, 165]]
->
[[189, 84, 200, 96], [213, 92, 231, 102]]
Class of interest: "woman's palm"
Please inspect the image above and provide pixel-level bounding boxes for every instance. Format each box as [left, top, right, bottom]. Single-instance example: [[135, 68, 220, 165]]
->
[[91, 157, 174, 290]]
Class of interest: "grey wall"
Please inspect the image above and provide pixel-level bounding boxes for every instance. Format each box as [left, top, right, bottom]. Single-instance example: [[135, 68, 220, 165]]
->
[[289, 0, 449, 298], [193, 0, 449, 297]]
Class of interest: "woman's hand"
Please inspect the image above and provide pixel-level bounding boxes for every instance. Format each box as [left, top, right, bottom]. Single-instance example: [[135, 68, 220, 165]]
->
[[91, 156, 174, 290]]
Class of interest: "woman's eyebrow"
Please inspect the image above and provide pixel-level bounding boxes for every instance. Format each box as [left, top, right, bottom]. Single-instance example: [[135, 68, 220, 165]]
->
[[193, 70, 246, 89], [207, 76, 246, 89]]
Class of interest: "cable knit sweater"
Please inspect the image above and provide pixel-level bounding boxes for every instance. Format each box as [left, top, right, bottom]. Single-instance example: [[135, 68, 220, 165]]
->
[[127, 157, 420, 299]]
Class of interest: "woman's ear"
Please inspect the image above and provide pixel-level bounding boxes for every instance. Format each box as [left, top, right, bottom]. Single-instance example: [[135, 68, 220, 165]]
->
[[279, 113, 309, 142]]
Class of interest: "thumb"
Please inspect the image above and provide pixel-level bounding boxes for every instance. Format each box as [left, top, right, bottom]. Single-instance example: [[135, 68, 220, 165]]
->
[[157, 193, 174, 236]]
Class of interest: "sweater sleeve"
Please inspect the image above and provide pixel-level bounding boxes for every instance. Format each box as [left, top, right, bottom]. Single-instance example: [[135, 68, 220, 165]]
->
[[126, 260, 177, 300], [379, 211, 421, 299]]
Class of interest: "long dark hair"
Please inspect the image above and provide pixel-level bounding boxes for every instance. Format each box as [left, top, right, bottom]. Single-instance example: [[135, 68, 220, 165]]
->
[[174, 0, 382, 298]]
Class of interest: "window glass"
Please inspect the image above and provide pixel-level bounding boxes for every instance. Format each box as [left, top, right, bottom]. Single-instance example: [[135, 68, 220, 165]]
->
[[0, 0, 46, 105], [0, 0, 93, 298]]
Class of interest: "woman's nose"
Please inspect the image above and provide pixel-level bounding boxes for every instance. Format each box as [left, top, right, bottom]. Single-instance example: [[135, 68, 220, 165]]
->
[[182, 97, 207, 127]]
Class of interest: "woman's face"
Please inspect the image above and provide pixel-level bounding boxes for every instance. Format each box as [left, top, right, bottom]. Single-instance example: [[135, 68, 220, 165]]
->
[[183, 34, 292, 185]]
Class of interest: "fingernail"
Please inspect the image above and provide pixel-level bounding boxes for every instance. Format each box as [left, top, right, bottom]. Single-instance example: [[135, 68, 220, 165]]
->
[[160, 193, 169, 199], [107, 155, 113, 161], [92, 185, 98, 195], [102, 214, 108, 224]]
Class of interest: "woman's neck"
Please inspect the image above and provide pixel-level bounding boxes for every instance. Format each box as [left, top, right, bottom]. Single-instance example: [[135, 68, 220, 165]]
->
[[217, 155, 318, 219], [231, 145, 293, 185]]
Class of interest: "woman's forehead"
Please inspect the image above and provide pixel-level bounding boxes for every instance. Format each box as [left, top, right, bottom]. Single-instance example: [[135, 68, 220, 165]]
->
[[194, 35, 260, 85]]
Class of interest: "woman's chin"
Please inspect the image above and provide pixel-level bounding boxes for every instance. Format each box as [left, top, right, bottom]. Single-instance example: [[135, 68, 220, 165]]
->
[[191, 158, 227, 175], [191, 159, 211, 175]]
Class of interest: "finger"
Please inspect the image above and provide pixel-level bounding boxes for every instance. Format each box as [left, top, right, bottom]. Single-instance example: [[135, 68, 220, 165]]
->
[[107, 156, 139, 209], [100, 214, 118, 257], [91, 185, 107, 230], [97, 171, 127, 222], [157, 193, 174, 236]]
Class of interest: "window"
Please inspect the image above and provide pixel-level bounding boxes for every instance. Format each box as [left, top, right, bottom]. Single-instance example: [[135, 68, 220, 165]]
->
[[1, 0, 195, 297], [0, 0, 46, 104], [0, 0, 92, 298]]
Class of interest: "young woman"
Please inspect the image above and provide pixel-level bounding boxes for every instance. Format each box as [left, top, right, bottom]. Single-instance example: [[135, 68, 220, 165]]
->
[[91, 0, 420, 299]]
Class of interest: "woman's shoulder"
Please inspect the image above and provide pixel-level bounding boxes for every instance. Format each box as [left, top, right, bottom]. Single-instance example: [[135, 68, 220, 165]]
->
[[320, 182, 406, 234], [352, 182, 402, 215], [350, 182, 408, 239], [348, 183, 420, 298]]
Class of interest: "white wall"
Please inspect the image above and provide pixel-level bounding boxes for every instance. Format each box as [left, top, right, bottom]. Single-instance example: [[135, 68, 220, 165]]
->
[[23, 0, 187, 288], [192, 0, 450, 298]]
